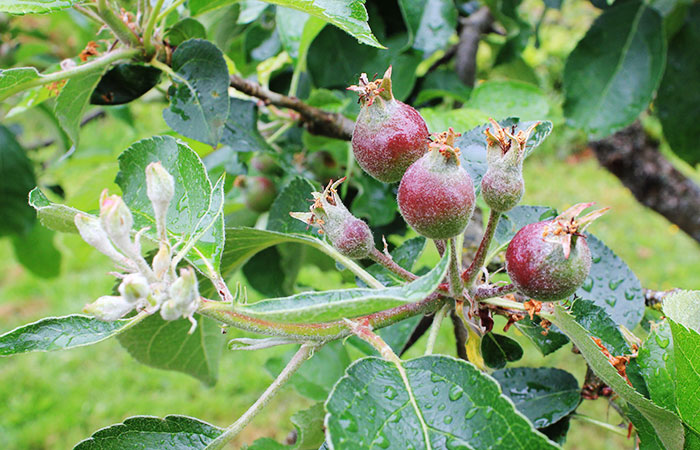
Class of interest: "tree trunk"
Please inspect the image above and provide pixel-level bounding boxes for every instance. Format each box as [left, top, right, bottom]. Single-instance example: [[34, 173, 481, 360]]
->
[[589, 123, 700, 244]]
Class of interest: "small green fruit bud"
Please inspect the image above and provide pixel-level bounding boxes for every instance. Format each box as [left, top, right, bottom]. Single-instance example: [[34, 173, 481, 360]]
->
[[481, 120, 538, 212], [118, 273, 150, 304], [290, 178, 375, 259], [84, 295, 133, 321]]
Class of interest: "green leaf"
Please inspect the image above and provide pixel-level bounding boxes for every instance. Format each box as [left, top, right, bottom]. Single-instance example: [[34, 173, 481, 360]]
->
[[243, 246, 294, 297], [570, 298, 631, 355], [267, 177, 317, 235], [466, 80, 550, 122], [398, 0, 458, 56], [637, 320, 676, 411], [663, 290, 700, 332], [0, 67, 40, 100], [266, 342, 351, 402], [291, 402, 326, 449], [415, 70, 473, 105], [491, 205, 558, 257], [550, 304, 685, 450], [267, 0, 382, 48], [656, 5, 700, 165], [163, 39, 230, 147], [307, 31, 420, 101], [116, 136, 225, 273], [626, 405, 666, 450], [90, 64, 161, 106], [563, 0, 666, 137], [419, 107, 490, 136], [353, 238, 427, 355], [365, 237, 426, 287], [11, 222, 61, 278], [276, 8, 326, 63], [117, 314, 224, 386], [54, 64, 106, 151], [73, 415, 222, 449], [326, 355, 557, 449], [515, 317, 569, 356], [188, 0, 234, 15], [350, 175, 397, 227], [0, 125, 36, 236], [28, 187, 84, 233], [481, 332, 523, 369], [576, 233, 645, 330], [234, 247, 449, 323], [0, 315, 133, 356], [455, 119, 552, 193], [0, 0, 75, 14], [220, 97, 274, 153], [667, 319, 700, 433], [165, 18, 207, 47], [491, 367, 580, 428]]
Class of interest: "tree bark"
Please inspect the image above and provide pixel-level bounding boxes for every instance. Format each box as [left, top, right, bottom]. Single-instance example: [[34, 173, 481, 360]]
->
[[589, 123, 700, 244]]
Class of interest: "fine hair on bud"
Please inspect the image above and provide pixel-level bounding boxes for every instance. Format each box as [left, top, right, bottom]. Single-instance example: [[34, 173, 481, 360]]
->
[[349, 66, 429, 183], [398, 128, 475, 239]]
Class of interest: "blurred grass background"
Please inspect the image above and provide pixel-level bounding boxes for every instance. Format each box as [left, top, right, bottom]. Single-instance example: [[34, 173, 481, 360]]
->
[[1, 104, 698, 449]]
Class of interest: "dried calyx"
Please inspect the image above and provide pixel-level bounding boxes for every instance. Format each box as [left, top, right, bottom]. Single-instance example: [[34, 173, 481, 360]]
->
[[542, 202, 610, 259], [76, 162, 201, 333], [349, 66, 429, 183], [481, 119, 538, 212], [290, 178, 374, 259]]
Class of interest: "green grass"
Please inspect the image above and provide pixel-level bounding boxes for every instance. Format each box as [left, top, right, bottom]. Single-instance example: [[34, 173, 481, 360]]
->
[[1, 113, 698, 448]]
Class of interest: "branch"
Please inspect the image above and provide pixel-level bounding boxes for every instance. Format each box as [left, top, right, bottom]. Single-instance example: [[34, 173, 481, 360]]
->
[[229, 74, 354, 140], [26, 110, 106, 150], [455, 7, 494, 86], [369, 247, 418, 282], [590, 122, 700, 243], [450, 310, 469, 360], [199, 293, 446, 341], [462, 210, 501, 285]]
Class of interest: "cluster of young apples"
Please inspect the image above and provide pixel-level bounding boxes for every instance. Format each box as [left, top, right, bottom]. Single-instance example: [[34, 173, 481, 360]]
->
[[294, 67, 606, 302]]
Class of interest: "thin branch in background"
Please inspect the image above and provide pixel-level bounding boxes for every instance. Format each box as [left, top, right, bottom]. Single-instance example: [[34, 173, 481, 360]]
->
[[229, 74, 354, 141], [455, 7, 494, 87], [26, 109, 106, 150], [590, 122, 700, 244]]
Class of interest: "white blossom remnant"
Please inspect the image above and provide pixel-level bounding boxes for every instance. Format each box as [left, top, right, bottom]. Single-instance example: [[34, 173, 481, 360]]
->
[[79, 163, 201, 333]]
